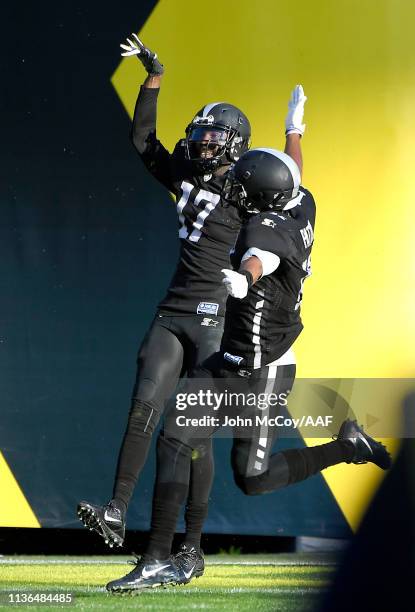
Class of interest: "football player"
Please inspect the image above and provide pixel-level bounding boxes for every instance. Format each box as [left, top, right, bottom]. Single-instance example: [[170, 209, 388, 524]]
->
[[105, 148, 391, 593], [77, 32, 306, 576]]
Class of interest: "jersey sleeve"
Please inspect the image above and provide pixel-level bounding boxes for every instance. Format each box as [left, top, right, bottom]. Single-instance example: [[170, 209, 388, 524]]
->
[[237, 215, 290, 260], [241, 247, 281, 276], [130, 86, 174, 191]]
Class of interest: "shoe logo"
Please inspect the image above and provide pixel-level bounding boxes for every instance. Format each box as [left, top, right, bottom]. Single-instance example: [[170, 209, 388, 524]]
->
[[142, 564, 170, 579], [359, 434, 373, 454], [104, 510, 121, 524], [183, 565, 196, 580]]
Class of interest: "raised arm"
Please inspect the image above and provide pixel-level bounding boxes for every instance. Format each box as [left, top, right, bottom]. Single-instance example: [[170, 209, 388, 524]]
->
[[120, 34, 164, 151], [284, 85, 307, 174], [120, 33, 173, 189]]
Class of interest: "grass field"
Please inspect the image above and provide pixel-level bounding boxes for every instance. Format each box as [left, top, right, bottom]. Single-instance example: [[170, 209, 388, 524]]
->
[[0, 553, 338, 611]]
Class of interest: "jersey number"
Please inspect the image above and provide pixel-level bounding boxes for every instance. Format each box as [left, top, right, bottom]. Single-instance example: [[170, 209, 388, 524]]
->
[[176, 181, 221, 243]]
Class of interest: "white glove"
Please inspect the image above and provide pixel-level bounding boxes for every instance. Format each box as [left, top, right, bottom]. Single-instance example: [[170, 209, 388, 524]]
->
[[221, 269, 249, 299], [285, 84, 307, 136]]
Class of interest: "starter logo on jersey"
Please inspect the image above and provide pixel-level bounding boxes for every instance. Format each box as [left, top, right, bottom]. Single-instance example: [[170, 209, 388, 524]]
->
[[300, 220, 314, 248], [201, 318, 219, 327], [197, 302, 219, 316], [261, 218, 276, 229], [224, 352, 244, 366], [237, 369, 252, 378]]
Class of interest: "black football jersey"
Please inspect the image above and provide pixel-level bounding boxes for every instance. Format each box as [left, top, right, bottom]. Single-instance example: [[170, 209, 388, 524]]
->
[[221, 187, 316, 368], [132, 86, 243, 317]]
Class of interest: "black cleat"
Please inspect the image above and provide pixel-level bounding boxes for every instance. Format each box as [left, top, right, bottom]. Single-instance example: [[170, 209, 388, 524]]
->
[[77, 500, 125, 548], [106, 556, 184, 593], [337, 419, 392, 470], [173, 544, 205, 584]]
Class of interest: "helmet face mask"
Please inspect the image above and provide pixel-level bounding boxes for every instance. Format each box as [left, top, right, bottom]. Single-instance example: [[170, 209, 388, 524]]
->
[[222, 171, 252, 211], [186, 126, 233, 172], [185, 103, 251, 174], [223, 176, 287, 214], [244, 188, 299, 212]]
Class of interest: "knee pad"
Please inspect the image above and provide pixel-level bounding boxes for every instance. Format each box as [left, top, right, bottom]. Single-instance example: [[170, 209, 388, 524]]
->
[[233, 461, 289, 496], [190, 439, 213, 464], [157, 431, 193, 461], [233, 472, 264, 496], [128, 398, 160, 435], [133, 377, 159, 403], [233, 471, 283, 496]]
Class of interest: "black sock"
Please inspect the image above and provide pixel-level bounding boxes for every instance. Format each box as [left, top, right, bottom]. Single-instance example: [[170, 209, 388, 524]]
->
[[112, 401, 161, 508], [112, 431, 153, 508], [282, 440, 355, 484], [183, 503, 208, 550], [146, 483, 188, 560], [145, 434, 194, 559], [182, 439, 214, 550]]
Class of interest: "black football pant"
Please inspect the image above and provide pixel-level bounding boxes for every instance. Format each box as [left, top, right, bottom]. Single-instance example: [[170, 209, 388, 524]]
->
[[112, 312, 223, 533], [146, 359, 355, 558]]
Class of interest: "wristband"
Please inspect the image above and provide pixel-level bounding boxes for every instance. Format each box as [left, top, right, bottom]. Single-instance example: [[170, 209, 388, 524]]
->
[[240, 269, 254, 289], [285, 128, 303, 137]]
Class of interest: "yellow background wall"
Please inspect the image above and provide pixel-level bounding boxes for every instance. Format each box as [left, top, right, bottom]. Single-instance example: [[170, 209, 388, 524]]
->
[[112, 0, 414, 529], [113, 0, 415, 379]]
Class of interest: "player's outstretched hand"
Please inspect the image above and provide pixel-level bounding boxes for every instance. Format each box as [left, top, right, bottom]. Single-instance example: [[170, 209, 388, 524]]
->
[[285, 84, 307, 136], [120, 33, 164, 75], [221, 269, 249, 299]]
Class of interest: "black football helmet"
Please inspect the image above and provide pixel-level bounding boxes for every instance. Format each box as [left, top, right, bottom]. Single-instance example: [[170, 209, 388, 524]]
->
[[185, 102, 251, 173], [225, 148, 301, 212]]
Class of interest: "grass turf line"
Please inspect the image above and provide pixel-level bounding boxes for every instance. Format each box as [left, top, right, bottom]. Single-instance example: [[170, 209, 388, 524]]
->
[[0, 554, 336, 611]]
